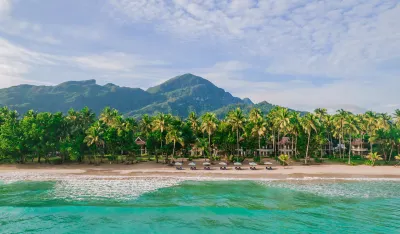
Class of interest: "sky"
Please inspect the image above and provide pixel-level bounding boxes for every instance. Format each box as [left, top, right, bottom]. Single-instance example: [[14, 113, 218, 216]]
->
[[0, 0, 399, 114]]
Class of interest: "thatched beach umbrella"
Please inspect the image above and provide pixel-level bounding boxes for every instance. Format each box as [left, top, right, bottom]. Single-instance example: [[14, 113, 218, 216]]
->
[[249, 162, 257, 170], [175, 162, 183, 170], [188, 162, 196, 170]]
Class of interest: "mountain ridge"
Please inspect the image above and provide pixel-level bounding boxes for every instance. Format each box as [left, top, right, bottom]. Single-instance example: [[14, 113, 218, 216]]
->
[[0, 74, 298, 118]]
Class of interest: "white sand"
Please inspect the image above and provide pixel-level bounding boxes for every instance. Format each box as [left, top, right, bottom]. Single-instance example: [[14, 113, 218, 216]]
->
[[1, 161, 400, 180]]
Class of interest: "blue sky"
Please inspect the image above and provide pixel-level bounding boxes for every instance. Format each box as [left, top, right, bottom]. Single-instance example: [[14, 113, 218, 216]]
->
[[0, 0, 399, 113]]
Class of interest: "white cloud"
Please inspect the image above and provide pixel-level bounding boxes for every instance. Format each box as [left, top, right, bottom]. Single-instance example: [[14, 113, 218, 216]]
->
[[0, 37, 172, 89], [72, 52, 167, 72], [107, 0, 400, 112], [0, 0, 11, 18]]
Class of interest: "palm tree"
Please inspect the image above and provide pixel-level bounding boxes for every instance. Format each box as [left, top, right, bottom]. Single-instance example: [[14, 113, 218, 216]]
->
[[301, 113, 319, 164], [274, 107, 291, 147], [152, 113, 168, 149], [100, 107, 119, 127], [166, 129, 184, 157], [84, 122, 105, 164], [201, 112, 218, 160], [251, 119, 267, 153], [249, 108, 263, 123], [289, 112, 301, 158], [364, 111, 378, 152], [139, 114, 153, 137], [344, 113, 359, 164], [333, 109, 349, 159], [366, 152, 383, 167], [278, 154, 290, 168], [227, 108, 246, 158], [187, 112, 199, 134], [394, 109, 400, 127]]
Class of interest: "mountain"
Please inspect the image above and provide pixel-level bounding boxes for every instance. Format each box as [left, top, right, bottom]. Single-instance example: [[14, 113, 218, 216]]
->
[[0, 73, 292, 118]]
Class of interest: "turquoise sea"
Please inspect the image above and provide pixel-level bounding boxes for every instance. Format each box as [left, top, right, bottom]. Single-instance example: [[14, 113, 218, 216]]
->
[[1, 178, 400, 233]]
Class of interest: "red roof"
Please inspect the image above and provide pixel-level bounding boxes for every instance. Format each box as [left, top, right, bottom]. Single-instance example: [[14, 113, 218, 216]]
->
[[135, 137, 146, 145], [278, 137, 291, 145]]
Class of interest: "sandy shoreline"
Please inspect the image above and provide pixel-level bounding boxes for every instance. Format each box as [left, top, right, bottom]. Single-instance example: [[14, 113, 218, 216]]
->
[[1, 162, 400, 180]]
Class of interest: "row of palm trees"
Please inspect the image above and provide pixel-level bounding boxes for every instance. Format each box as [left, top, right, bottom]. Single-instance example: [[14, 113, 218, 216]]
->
[[136, 107, 400, 165], [1, 105, 399, 165]]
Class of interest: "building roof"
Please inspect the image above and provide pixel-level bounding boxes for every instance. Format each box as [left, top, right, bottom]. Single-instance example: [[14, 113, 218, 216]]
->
[[278, 137, 291, 145], [351, 139, 365, 146], [135, 137, 146, 145]]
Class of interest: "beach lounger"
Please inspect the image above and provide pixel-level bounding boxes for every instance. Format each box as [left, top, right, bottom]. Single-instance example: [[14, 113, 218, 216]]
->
[[175, 162, 183, 170], [188, 162, 196, 170], [249, 162, 258, 170], [264, 162, 273, 170], [203, 162, 211, 170], [234, 162, 242, 170], [219, 162, 227, 170]]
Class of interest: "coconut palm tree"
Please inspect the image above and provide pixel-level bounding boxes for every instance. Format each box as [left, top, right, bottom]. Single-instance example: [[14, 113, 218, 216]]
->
[[364, 111, 378, 152], [251, 119, 267, 153], [333, 109, 349, 158], [394, 109, 400, 127], [366, 152, 383, 167], [187, 112, 199, 134], [301, 113, 319, 164], [139, 114, 153, 137], [166, 129, 184, 157], [274, 107, 291, 146], [100, 107, 119, 127], [227, 108, 246, 157], [201, 112, 218, 160], [249, 108, 263, 123], [84, 122, 105, 164], [344, 113, 359, 164], [152, 113, 168, 149]]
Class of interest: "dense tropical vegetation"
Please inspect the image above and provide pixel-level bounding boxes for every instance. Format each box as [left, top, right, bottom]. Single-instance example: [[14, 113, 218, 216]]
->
[[0, 105, 400, 166]]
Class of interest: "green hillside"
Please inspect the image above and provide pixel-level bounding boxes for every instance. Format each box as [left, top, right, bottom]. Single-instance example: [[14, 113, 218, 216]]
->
[[0, 73, 293, 118]]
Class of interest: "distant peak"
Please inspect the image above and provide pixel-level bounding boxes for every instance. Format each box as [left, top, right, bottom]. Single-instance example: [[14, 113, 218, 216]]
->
[[147, 73, 214, 94], [104, 83, 119, 88], [242, 98, 254, 105], [58, 79, 97, 86]]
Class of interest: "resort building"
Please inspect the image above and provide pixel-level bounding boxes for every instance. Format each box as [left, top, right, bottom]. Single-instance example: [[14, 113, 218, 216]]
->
[[257, 142, 275, 157], [351, 139, 369, 156], [278, 137, 294, 156], [135, 137, 147, 156], [323, 141, 334, 156], [189, 144, 204, 157]]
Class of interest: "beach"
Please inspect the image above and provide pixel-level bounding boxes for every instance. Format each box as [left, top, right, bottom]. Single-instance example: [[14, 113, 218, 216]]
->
[[1, 162, 400, 180]]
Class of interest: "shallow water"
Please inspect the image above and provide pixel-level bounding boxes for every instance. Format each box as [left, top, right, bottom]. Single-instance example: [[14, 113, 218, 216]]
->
[[0, 178, 400, 233]]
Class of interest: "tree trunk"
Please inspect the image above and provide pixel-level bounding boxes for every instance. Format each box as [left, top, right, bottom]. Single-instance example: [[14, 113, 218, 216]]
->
[[173, 141, 176, 157], [207, 133, 211, 161], [348, 135, 352, 157], [236, 129, 239, 156], [370, 142, 373, 153], [305, 132, 310, 164], [295, 134, 298, 159], [277, 131, 280, 157], [273, 130, 276, 157]]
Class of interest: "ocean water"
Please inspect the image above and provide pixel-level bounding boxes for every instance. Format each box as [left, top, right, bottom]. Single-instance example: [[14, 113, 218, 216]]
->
[[0, 177, 400, 233]]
